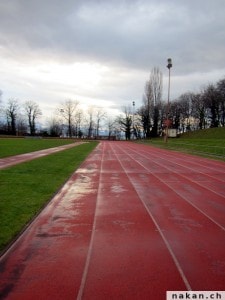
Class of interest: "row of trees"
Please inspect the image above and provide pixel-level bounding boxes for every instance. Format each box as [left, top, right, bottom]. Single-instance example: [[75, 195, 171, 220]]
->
[[171, 80, 225, 131], [0, 97, 113, 138], [136, 72, 225, 139], [1, 72, 225, 139], [115, 71, 225, 140], [49, 101, 108, 138], [0, 99, 42, 136]]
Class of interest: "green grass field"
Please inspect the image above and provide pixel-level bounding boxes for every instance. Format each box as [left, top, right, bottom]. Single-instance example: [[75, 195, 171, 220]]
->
[[0, 137, 76, 158], [139, 127, 225, 161], [0, 141, 98, 253]]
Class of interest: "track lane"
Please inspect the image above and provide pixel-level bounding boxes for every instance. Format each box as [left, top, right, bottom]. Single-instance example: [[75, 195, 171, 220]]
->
[[78, 142, 189, 299], [113, 142, 225, 290], [128, 143, 225, 180], [124, 144, 225, 229]]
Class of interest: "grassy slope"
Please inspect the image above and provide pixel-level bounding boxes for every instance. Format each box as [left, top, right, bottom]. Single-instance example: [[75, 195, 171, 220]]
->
[[140, 127, 225, 160], [0, 142, 98, 253], [180, 127, 225, 139]]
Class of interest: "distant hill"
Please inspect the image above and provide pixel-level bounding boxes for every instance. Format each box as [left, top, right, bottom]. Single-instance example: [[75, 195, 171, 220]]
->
[[180, 127, 225, 139]]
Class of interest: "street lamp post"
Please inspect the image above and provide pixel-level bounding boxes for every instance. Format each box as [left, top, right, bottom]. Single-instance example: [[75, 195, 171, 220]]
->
[[132, 101, 135, 139], [164, 58, 172, 143]]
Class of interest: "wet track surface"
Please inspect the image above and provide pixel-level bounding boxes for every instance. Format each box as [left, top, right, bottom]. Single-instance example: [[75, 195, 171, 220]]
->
[[0, 141, 225, 299]]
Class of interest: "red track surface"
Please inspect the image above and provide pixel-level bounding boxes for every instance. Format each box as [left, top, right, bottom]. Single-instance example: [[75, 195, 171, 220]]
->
[[0, 142, 85, 169], [0, 141, 225, 299]]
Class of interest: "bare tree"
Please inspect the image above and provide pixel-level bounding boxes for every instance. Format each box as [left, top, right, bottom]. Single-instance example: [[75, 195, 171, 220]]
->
[[217, 78, 225, 126], [48, 117, 62, 137], [140, 67, 163, 137], [74, 109, 83, 138], [142, 81, 153, 138], [107, 117, 115, 139], [105, 117, 119, 139], [95, 107, 107, 137], [170, 100, 181, 131], [150, 67, 163, 137], [117, 106, 132, 140], [191, 93, 207, 130], [202, 84, 220, 128], [16, 114, 27, 136], [5, 98, 19, 135], [59, 100, 79, 137], [87, 106, 95, 138], [24, 100, 42, 135], [150, 67, 163, 106], [178, 92, 194, 131]]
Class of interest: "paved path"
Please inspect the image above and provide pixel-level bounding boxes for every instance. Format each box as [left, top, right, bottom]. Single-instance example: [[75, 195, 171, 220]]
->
[[0, 141, 225, 299], [0, 142, 86, 169]]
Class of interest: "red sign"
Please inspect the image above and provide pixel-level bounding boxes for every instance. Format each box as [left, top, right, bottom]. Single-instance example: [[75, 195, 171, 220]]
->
[[163, 119, 172, 126]]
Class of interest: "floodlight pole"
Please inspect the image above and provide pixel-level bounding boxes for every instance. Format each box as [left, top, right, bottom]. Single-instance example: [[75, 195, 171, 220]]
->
[[132, 101, 135, 139], [164, 58, 172, 143]]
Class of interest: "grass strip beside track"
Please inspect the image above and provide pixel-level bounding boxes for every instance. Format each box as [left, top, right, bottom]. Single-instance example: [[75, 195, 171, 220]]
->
[[141, 139, 225, 160], [0, 138, 77, 158], [137, 128, 225, 161], [0, 141, 98, 254]]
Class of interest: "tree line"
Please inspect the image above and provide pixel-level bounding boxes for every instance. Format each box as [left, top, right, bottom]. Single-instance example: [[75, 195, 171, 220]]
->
[[1, 71, 225, 139], [0, 99, 42, 136], [0, 97, 111, 138], [118, 70, 225, 140]]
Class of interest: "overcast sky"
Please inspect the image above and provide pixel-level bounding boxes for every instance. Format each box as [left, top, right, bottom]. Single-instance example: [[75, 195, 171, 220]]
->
[[0, 0, 225, 121]]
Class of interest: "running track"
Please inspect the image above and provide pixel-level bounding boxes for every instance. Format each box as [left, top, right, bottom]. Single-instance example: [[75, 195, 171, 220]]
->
[[0, 141, 225, 299]]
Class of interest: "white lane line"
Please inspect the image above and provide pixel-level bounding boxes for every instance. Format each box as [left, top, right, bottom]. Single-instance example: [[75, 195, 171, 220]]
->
[[111, 143, 192, 291]]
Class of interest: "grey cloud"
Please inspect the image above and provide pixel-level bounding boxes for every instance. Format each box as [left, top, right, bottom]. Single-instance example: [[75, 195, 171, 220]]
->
[[0, 0, 225, 76], [0, 0, 225, 116]]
